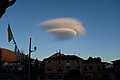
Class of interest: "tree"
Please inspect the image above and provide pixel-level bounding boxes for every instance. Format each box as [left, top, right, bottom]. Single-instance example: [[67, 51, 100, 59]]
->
[[88, 56, 93, 61], [0, 0, 16, 19], [96, 57, 101, 62]]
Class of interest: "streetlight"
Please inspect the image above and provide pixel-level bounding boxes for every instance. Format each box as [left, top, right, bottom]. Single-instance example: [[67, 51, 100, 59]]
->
[[28, 38, 37, 80]]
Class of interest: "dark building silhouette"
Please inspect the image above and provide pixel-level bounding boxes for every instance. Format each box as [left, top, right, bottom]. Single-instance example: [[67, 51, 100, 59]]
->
[[112, 59, 120, 80], [40, 51, 105, 80]]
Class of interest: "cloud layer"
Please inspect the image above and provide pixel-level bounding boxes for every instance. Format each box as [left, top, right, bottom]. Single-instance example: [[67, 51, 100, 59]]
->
[[40, 18, 85, 40]]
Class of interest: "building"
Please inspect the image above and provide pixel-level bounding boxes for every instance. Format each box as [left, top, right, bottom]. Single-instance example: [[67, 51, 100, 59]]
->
[[0, 48, 28, 71], [0, 48, 16, 62], [82, 58, 104, 80], [40, 51, 83, 80], [0, 48, 27, 62], [112, 59, 120, 80], [40, 51, 104, 80]]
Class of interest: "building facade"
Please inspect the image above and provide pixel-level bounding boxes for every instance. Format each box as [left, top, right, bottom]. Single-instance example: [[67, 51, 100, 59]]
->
[[81, 60, 104, 80], [40, 51, 104, 80], [112, 59, 120, 80]]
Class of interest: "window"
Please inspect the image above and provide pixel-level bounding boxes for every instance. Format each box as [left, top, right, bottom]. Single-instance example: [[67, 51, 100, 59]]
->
[[66, 60, 70, 65], [89, 66, 93, 70], [47, 68, 52, 71], [98, 74, 101, 78], [58, 60, 61, 63], [66, 66, 70, 71], [76, 60, 79, 63], [84, 66, 87, 71], [76, 66, 80, 70], [85, 74, 92, 80], [48, 75, 54, 80], [66, 60, 70, 63], [98, 66, 101, 71], [57, 75, 62, 79], [57, 67, 63, 73], [48, 60, 51, 63]]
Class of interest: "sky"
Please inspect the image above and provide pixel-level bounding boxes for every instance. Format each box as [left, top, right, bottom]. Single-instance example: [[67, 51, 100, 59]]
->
[[0, 0, 120, 62]]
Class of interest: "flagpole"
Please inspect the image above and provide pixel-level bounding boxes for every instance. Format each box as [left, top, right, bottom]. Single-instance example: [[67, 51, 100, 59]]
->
[[12, 31, 19, 55], [8, 23, 20, 63]]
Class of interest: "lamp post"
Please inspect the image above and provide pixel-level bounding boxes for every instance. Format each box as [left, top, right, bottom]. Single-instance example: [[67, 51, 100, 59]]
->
[[28, 38, 37, 80]]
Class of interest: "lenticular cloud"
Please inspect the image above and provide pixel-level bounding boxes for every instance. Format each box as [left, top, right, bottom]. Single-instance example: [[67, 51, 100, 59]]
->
[[40, 18, 85, 40]]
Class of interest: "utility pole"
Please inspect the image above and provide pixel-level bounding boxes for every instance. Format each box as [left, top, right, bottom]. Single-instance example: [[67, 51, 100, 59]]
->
[[28, 38, 37, 80]]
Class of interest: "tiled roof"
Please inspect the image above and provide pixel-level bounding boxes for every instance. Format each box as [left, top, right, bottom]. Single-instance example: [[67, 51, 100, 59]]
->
[[1, 48, 17, 62]]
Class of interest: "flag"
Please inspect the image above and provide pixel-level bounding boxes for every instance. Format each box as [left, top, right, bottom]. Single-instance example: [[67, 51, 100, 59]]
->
[[7, 24, 13, 42]]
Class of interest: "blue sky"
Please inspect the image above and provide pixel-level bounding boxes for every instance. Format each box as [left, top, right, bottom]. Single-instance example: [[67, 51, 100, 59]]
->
[[0, 0, 120, 62]]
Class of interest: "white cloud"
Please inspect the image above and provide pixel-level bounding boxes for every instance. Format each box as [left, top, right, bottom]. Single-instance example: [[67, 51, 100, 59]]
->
[[40, 18, 85, 40]]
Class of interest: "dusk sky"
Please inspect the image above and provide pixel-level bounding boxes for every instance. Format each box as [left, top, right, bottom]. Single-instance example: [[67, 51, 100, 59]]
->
[[0, 0, 120, 62]]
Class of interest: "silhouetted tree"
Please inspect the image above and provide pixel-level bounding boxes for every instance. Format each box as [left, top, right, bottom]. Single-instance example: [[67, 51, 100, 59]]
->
[[93, 57, 97, 61], [0, 0, 16, 19], [88, 56, 93, 61], [96, 57, 101, 62], [93, 57, 102, 62], [88, 56, 102, 63]]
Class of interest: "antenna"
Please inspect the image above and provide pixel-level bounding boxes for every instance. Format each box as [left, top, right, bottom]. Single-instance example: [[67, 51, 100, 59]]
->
[[59, 49, 61, 53]]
